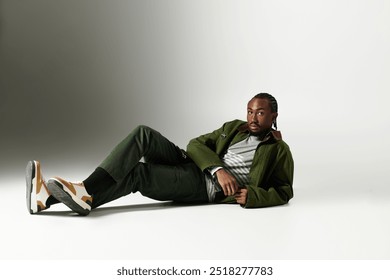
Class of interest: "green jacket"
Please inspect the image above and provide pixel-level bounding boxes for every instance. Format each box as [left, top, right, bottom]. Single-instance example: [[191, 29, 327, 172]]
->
[[186, 119, 294, 208]]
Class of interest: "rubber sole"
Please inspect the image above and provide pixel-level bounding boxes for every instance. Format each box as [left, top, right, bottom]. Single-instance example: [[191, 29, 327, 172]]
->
[[25, 160, 37, 214]]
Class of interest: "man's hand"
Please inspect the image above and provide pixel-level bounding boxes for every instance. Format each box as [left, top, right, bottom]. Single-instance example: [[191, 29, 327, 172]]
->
[[235, 188, 248, 205], [215, 168, 239, 196]]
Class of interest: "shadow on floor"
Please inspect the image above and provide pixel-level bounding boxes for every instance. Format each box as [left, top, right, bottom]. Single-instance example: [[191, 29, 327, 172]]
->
[[36, 201, 212, 217]]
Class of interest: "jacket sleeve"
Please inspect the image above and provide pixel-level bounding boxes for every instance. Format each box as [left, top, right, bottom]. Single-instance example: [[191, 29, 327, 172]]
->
[[186, 125, 225, 171], [244, 142, 294, 208]]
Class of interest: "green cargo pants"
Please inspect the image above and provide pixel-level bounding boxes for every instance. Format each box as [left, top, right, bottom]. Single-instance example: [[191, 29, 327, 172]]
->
[[91, 125, 209, 208]]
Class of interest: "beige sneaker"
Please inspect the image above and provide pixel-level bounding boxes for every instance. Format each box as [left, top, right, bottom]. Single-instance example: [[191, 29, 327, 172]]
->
[[26, 160, 51, 214], [47, 177, 93, 216]]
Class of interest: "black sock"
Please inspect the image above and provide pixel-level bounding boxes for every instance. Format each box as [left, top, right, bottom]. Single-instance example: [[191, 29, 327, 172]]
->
[[83, 167, 116, 194], [46, 196, 60, 207]]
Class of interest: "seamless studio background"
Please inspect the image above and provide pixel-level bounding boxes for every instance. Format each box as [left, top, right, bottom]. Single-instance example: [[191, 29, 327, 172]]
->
[[0, 0, 390, 260]]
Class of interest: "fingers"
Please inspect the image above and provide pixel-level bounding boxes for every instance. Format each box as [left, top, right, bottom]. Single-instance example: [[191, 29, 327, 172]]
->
[[234, 189, 243, 200], [221, 180, 238, 196], [221, 182, 238, 196], [234, 193, 243, 204], [235, 188, 248, 205], [215, 169, 239, 196]]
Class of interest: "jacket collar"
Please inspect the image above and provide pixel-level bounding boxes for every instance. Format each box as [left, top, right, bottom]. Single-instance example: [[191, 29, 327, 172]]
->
[[237, 123, 282, 141]]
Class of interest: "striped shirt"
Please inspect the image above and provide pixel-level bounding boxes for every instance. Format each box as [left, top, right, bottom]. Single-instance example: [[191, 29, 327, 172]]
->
[[205, 135, 262, 201]]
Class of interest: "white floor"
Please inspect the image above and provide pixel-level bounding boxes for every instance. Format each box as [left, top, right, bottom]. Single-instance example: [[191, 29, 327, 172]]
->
[[1, 172, 389, 261]]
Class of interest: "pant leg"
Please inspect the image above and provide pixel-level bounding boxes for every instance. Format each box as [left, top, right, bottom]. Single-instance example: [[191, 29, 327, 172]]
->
[[99, 125, 187, 182], [91, 162, 208, 208]]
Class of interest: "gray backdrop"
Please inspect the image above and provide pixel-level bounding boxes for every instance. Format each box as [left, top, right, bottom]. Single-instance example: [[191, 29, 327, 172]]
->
[[1, 0, 390, 192]]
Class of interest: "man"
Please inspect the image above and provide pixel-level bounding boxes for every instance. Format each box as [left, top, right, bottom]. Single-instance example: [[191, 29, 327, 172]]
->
[[26, 93, 294, 216]]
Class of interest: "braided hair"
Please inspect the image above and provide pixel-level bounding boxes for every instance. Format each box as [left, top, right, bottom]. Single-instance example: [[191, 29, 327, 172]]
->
[[253, 93, 278, 130]]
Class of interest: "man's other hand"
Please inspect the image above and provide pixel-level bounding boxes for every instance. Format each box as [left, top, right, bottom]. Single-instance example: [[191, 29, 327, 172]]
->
[[235, 188, 248, 205], [215, 169, 239, 196]]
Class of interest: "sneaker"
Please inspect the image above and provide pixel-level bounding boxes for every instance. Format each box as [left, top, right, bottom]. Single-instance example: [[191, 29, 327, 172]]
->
[[47, 177, 93, 216], [26, 160, 51, 214]]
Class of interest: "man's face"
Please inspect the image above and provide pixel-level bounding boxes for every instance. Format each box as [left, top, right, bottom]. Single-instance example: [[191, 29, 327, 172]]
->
[[246, 98, 278, 135]]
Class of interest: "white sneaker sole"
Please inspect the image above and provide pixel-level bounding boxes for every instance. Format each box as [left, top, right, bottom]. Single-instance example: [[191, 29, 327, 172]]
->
[[26, 160, 38, 214]]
